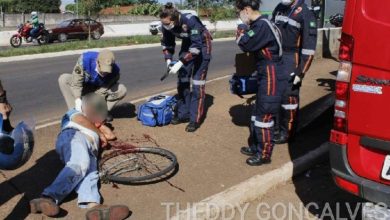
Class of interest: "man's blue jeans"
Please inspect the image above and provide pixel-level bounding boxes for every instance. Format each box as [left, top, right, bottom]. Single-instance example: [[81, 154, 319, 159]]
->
[[30, 28, 39, 38], [42, 129, 101, 208]]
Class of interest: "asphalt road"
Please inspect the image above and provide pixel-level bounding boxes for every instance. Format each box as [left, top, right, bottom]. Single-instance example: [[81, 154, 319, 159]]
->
[[0, 40, 239, 124]]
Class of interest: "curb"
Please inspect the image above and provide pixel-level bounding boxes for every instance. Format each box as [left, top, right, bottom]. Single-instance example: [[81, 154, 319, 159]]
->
[[0, 37, 235, 63], [171, 94, 334, 220]]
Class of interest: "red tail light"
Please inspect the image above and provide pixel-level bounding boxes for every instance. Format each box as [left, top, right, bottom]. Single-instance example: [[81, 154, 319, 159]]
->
[[336, 82, 349, 100], [334, 176, 359, 196], [339, 33, 354, 61], [330, 33, 354, 145]]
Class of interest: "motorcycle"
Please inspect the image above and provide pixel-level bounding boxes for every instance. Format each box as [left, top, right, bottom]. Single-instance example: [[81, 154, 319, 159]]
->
[[9, 23, 49, 48], [329, 13, 344, 27]]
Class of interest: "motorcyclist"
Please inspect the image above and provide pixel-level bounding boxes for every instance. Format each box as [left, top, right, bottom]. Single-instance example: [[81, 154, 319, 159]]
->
[[29, 11, 40, 39]]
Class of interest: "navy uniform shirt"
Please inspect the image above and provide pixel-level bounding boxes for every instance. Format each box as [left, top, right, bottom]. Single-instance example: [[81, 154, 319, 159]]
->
[[272, 0, 318, 77], [237, 15, 281, 66], [161, 13, 212, 64]]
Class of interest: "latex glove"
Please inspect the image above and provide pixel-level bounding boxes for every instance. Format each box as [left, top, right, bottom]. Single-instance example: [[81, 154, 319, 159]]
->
[[75, 98, 82, 111], [166, 59, 172, 68], [169, 61, 183, 75], [293, 75, 301, 85]]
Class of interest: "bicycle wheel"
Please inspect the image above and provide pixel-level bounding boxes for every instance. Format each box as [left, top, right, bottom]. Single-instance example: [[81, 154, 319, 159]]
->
[[99, 147, 177, 184]]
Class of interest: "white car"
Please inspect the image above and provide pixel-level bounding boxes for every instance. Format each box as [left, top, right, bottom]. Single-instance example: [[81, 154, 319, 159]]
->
[[149, 10, 198, 35]]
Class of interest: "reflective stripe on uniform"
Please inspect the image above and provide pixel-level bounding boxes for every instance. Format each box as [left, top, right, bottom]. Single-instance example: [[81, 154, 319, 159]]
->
[[275, 15, 301, 29], [254, 120, 275, 128], [193, 79, 206, 86], [301, 49, 316, 55], [186, 14, 194, 19], [282, 104, 298, 110], [189, 48, 201, 55], [162, 46, 174, 50]]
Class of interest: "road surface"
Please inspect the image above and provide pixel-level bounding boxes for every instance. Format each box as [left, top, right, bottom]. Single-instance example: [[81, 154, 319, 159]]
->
[[0, 40, 239, 123]]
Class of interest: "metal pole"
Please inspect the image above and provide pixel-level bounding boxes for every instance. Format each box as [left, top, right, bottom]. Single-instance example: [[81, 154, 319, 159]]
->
[[76, 0, 79, 18], [88, 10, 91, 43], [320, 0, 325, 28], [196, 0, 199, 15]]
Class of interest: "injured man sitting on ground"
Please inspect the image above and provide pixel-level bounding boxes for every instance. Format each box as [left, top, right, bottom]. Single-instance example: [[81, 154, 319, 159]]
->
[[30, 93, 130, 220]]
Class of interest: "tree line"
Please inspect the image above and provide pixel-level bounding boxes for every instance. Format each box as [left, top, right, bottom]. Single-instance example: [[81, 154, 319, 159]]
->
[[0, 0, 61, 13], [0, 0, 237, 14]]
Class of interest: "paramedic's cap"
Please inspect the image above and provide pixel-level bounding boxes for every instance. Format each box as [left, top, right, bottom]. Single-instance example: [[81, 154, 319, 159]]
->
[[98, 50, 115, 74], [82, 93, 108, 120]]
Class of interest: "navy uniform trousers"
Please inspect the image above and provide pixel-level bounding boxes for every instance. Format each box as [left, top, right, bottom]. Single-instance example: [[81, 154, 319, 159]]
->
[[278, 51, 301, 139], [176, 40, 211, 124], [249, 60, 288, 159]]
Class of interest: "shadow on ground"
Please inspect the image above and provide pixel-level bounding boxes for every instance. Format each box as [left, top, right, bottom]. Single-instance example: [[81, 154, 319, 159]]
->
[[229, 95, 256, 147], [199, 94, 215, 126], [289, 72, 365, 219], [316, 70, 337, 92], [0, 151, 67, 219]]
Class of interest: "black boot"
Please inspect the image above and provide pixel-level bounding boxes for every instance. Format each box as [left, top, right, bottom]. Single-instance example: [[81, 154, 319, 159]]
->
[[171, 117, 190, 125], [274, 133, 288, 145], [185, 122, 199, 132], [246, 156, 271, 166], [240, 147, 257, 156]]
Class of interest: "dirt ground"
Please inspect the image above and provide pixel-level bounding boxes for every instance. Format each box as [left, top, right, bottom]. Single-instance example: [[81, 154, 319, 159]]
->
[[233, 160, 364, 220], [0, 59, 338, 219]]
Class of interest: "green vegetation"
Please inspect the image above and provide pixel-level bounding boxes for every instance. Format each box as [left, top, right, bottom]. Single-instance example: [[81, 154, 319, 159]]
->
[[100, 0, 156, 8], [128, 3, 161, 16], [0, 31, 235, 58], [0, 0, 61, 13], [209, 6, 236, 32], [64, 0, 158, 15], [185, 0, 235, 8]]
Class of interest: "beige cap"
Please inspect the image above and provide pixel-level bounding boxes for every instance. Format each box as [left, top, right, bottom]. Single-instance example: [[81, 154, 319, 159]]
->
[[98, 50, 115, 74]]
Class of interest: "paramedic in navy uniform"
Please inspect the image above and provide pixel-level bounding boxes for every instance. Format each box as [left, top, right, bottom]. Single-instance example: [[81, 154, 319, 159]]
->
[[272, 0, 318, 144], [237, 0, 288, 166], [159, 2, 213, 132]]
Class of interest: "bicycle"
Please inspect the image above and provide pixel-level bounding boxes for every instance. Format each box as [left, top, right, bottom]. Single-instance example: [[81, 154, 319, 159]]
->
[[99, 140, 178, 184]]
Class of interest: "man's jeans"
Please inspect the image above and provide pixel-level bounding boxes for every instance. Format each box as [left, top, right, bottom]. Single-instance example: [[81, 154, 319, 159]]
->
[[42, 129, 101, 208], [30, 28, 39, 38]]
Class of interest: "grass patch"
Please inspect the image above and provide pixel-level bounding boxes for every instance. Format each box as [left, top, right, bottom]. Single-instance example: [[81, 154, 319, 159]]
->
[[0, 30, 235, 58]]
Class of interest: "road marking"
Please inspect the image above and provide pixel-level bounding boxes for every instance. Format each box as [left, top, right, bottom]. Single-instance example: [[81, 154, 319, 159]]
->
[[36, 120, 61, 130], [36, 74, 231, 130]]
